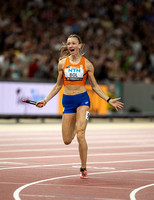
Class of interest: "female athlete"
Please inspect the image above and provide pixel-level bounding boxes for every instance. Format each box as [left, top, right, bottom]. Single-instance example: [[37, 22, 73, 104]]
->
[[36, 34, 124, 178]]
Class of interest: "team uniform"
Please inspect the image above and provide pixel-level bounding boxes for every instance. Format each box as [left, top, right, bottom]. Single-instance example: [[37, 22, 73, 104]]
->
[[62, 56, 90, 114]]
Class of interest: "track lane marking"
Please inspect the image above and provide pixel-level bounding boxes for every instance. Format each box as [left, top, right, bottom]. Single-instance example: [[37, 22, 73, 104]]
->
[[0, 162, 27, 165], [13, 168, 154, 200], [1, 134, 154, 141], [130, 183, 154, 200], [1, 144, 154, 153], [1, 138, 154, 147], [1, 151, 154, 161], [1, 159, 154, 171]]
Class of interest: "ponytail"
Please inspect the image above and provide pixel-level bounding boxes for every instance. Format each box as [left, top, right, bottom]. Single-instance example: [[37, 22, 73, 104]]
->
[[59, 42, 70, 61]]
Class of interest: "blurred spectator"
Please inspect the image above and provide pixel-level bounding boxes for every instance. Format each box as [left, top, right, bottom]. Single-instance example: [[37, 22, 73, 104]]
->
[[16, 42, 32, 78], [28, 58, 39, 78], [10, 57, 23, 79], [0, 51, 11, 78]]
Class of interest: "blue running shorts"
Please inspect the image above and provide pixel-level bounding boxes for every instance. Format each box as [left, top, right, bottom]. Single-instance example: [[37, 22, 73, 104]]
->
[[62, 91, 90, 114]]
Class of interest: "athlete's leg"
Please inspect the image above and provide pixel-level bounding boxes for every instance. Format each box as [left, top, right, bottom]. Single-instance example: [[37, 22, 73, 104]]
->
[[62, 113, 76, 145], [76, 106, 89, 169]]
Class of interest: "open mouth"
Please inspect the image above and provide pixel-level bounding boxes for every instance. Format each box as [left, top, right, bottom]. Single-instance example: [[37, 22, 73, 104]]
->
[[70, 49, 75, 53]]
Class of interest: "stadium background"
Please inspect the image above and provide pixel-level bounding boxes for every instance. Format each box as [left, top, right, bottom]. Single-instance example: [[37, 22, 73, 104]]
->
[[0, 0, 154, 120]]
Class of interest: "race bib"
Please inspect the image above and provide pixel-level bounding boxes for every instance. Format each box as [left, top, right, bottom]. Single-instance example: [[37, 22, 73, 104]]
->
[[64, 65, 84, 81]]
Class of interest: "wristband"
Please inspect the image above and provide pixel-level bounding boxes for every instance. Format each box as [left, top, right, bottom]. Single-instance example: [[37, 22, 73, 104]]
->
[[107, 97, 111, 103]]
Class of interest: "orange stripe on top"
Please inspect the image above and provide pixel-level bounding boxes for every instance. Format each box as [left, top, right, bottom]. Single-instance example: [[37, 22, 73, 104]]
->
[[62, 56, 88, 86]]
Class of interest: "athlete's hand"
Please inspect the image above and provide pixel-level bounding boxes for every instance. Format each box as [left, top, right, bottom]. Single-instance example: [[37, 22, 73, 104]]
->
[[36, 100, 46, 108], [109, 97, 124, 111]]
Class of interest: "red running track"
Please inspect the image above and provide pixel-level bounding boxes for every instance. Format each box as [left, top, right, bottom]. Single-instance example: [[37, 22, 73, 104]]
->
[[0, 122, 154, 200]]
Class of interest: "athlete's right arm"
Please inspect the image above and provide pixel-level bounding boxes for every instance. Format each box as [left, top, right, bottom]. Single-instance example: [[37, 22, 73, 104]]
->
[[36, 59, 64, 107]]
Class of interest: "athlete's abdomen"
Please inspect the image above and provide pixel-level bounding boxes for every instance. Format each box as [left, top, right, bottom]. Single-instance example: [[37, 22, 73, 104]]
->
[[63, 85, 87, 95]]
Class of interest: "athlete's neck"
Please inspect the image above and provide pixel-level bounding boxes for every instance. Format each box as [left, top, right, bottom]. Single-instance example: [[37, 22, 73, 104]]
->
[[69, 54, 81, 64]]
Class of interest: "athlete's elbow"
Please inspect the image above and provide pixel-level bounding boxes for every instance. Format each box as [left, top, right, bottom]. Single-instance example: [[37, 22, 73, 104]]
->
[[56, 84, 63, 91]]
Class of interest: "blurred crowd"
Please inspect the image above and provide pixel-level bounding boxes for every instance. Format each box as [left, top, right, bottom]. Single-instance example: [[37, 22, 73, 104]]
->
[[0, 0, 154, 83]]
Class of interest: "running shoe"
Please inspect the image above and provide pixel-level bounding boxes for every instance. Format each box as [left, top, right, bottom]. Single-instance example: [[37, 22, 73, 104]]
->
[[80, 168, 88, 179]]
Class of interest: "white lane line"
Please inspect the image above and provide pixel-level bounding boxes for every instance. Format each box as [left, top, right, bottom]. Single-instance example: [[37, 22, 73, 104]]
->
[[130, 183, 154, 200], [1, 159, 154, 171], [137, 171, 154, 174], [0, 142, 63, 147], [1, 134, 154, 142], [1, 151, 154, 161], [13, 174, 79, 200], [0, 137, 62, 142], [72, 166, 116, 170], [1, 144, 154, 153], [0, 129, 154, 136], [0, 133, 154, 140], [21, 194, 122, 200], [1, 139, 154, 147], [0, 162, 27, 165], [21, 194, 56, 198], [0, 182, 27, 185], [13, 168, 154, 200]]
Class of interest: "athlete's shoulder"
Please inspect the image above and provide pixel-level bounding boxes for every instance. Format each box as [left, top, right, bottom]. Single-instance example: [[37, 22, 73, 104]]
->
[[59, 57, 67, 65], [58, 57, 67, 69]]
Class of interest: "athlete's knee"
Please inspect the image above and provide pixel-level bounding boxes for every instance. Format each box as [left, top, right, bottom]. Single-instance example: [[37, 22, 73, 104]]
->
[[63, 138, 72, 145], [77, 129, 85, 143]]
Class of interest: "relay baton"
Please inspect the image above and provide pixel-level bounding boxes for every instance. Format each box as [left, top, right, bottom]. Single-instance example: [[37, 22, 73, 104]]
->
[[22, 99, 44, 107]]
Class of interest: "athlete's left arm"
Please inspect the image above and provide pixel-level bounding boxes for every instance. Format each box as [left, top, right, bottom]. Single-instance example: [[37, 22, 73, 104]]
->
[[86, 59, 124, 111]]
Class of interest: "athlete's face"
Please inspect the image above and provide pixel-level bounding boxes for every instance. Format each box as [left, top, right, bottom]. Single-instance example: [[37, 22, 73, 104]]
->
[[67, 37, 82, 55]]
